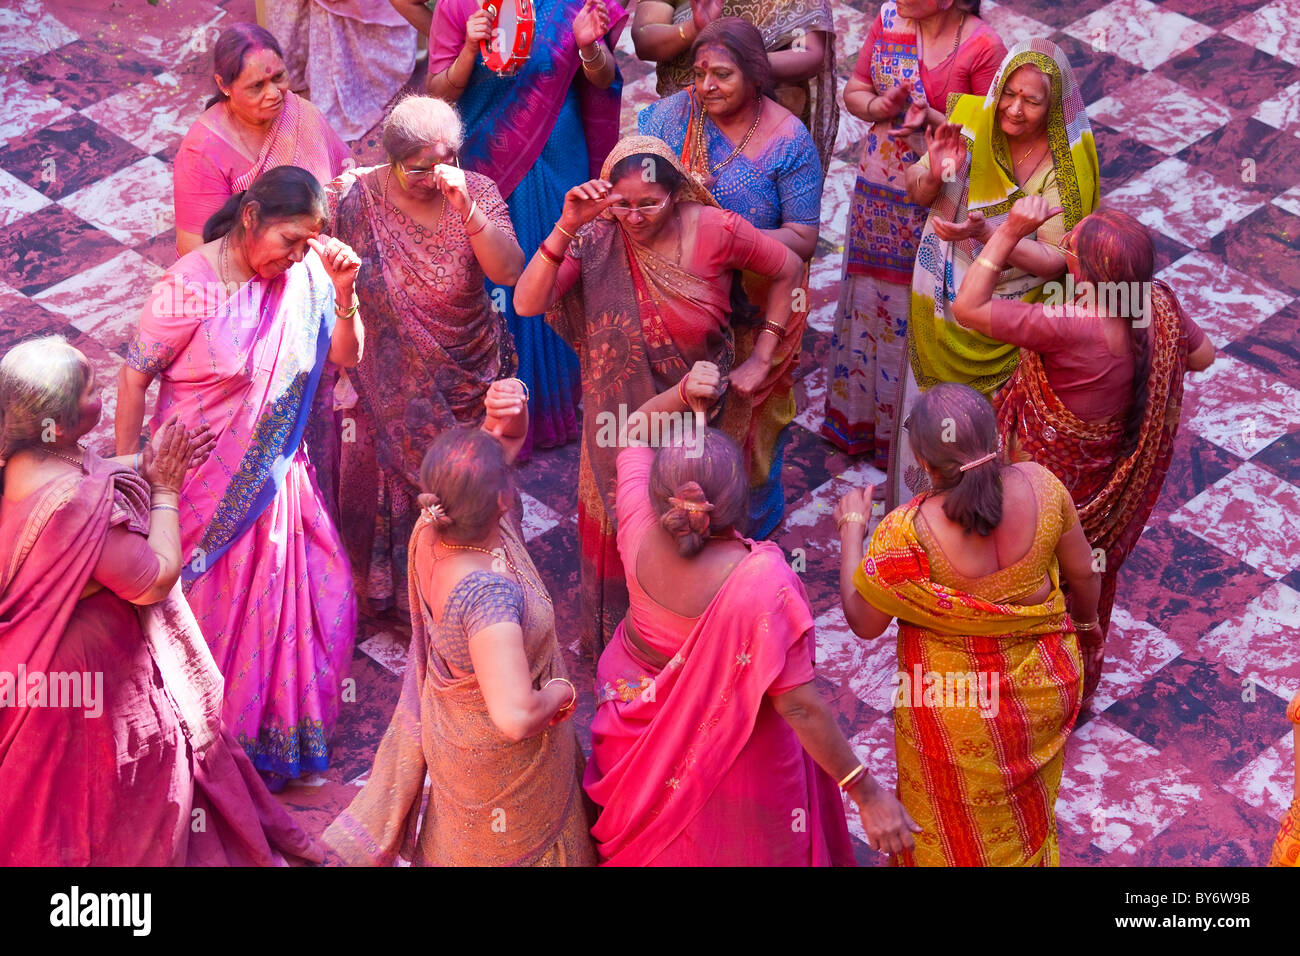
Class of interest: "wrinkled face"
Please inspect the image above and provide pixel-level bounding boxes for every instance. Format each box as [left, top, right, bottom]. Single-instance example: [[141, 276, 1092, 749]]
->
[[693, 44, 754, 119], [997, 64, 1052, 140], [610, 174, 675, 243], [392, 143, 457, 201], [66, 365, 100, 440], [243, 212, 323, 278], [221, 47, 289, 124]]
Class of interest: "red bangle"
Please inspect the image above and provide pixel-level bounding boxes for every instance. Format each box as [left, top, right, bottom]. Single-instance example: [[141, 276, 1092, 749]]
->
[[465, 211, 488, 238], [536, 243, 563, 268], [677, 376, 689, 407]]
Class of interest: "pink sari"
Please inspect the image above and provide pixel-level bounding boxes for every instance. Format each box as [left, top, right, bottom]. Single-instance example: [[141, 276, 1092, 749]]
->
[[0, 453, 320, 865], [584, 448, 855, 865], [127, 251, 357, 780]]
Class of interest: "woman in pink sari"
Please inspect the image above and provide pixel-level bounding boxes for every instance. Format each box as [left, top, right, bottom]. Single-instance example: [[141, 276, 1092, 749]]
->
[[584, 370, 919, 865], [0, 337, 319, 865], [174, 23, 350, 256], [117, 165, 363, 788]]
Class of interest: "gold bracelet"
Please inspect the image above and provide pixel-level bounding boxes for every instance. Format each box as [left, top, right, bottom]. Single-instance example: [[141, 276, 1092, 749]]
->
[[677, 22, 690, 42], [555, 222, 578, 241], [837, 763, 867, 790], [579, 45, 605, 69], [836, 511, 867, 531], [509, 376, 530, 403], [974, 255, 1003, 271], [545, 677, 577, 711], [759, 326, 782, 340], [461, 199, 478, 225], [536, 244, 564, 268], [445, 55, 468, 90], [336, 296, 360, 318]]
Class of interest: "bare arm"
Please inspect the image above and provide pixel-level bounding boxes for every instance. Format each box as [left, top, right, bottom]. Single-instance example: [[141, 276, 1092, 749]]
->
[[1186, 335, 1215, 372], [763, 222, 818, 261], [126, 418, 195, 605], [175, 229, 203, 257], [469, 623, 574, 741], [631, 0, 693, 62], [427, 8, 489, 102], [115, 365, 153, 455], [389, 0, 432, 35], [1056, 511, 1100, 625], [767, 30, 827, 85], [514, 177, 619, 315], [771, 680, 920, 854], [835, 487, 895, 640], [481, 378, 529, 465]]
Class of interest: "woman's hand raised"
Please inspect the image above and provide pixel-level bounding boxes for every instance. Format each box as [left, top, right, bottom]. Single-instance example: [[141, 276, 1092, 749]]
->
[[431, 162, 473, 219], [572, 0, 610, 48], [463, 6, 492, 53], [558, 178, 621, 233], [1004, 195, 1064, 239], [308, 235, 362, 299], [924, 121, 967, 184], [931, 209, 990, 244], [680, 360, 724, 412], [142, 417, 194, 495]]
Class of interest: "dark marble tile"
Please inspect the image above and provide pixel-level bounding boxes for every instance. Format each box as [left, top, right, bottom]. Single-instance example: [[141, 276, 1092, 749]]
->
[[818, 672, 884, 742], [1156, 35, 1300, 112], [1128, 785, 1281, 866], [1105, 656, 1288, 782], [514, 437, 581, 515], [1091, 121, 1167, 190], [1150, 229, 1192, 274], [327, 647, 404, 783], [1048, 33, 1149, 107], [1157, 0, 1276, 28], [1250, 430, 1300, 488], [134, 227, 178, 269], [0, 205, 126, 296], [1201, 204, 1300, 295], [17, 38, 164, 110], [0, 287, 79, 350], [0, 112, 147, 201], [1012, 0, 1117, 30], [1224, 298, 1300, 391], [1118, 523, 1278, 642], [1146, 432, 1242, 525], [777, 423, 852, 511], [1176, 117, 1300, 195]]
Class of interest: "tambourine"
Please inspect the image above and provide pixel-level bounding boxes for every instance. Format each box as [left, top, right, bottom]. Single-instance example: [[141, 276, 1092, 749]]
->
[[481, 0, 535, 77]]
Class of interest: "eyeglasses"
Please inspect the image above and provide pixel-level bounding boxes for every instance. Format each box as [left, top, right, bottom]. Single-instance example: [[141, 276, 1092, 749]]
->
[[396, 154, 460, 180], [609, 198, 670, 218]]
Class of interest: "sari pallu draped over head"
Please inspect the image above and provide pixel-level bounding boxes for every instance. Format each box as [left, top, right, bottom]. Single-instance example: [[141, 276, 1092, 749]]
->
[[995, 280, 1188, 635], [322, 512, 587, 866], [853, 505, 1082, 866], [229, 90, 341, 195], [660, 0, 839, 179], [454, 0, 627, 201], [910, 38, 1099, 395]]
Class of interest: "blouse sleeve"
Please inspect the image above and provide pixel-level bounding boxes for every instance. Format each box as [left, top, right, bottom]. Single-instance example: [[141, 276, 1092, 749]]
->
[[850, 15, 883, 84], [428, 0, 474, 73], [614, 445, 659, 567], [988, 299, 1068, 353], [966, 32, 1008, 95], [714, 209, 791, 276], [470, 174, 517, 244], [773, 127, 823, 227], [638, 98, 668, 139], [438, 571, 526, 674], [92, 526, 160, 602], [768, 627, 816, 696], [126, 263, 205, 376], [173, 134, 232, 236], [1180, 302, 1209, 353]]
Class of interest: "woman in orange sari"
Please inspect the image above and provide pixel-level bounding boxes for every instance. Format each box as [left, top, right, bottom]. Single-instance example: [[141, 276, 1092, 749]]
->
[[324, 398, 595, 866], [513, 134, 802, 656], [953, 198, 1215, 701], [839, 383, 1099, 865], [174, 23, 350, 256], [1270, 691, 1300, 867]]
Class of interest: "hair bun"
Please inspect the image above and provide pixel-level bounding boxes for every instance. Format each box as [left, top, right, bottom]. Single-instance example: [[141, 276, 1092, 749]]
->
[[418, 492, 453, 530], [661, 480, 714, 540]]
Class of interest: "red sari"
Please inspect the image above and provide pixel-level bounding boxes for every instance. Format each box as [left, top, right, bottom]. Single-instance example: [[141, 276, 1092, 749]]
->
[[0, 453, 319, 865]]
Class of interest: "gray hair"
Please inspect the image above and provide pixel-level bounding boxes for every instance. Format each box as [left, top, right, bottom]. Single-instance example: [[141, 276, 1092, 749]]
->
[[382, 95, 465, 163], [0, 336, 91, 464]]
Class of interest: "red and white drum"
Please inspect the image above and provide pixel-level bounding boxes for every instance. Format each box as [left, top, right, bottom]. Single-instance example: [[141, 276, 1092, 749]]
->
[[481, 0, 535, 77]]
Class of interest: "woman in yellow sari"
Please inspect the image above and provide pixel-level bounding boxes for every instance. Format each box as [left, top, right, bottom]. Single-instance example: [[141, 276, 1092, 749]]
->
[[838, 383, 1099, 866], [889, 38, 1099, 506]]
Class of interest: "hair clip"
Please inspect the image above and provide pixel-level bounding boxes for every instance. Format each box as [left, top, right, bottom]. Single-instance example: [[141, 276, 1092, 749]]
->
[[958, 451, 998, 472], [668, 496, 714, 514]]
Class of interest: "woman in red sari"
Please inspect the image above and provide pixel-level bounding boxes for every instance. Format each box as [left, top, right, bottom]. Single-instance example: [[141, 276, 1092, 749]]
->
[[514, 134, 802, 656], [953, 198, 1215, 701], [584, 371, 918, 865], [0, 337, 318, 865]]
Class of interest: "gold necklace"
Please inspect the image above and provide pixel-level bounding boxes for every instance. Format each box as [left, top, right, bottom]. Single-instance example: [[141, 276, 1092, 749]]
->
[[435, 539, 554, 605], [43, 444, 85, 469], [709, 100, 763, 175]]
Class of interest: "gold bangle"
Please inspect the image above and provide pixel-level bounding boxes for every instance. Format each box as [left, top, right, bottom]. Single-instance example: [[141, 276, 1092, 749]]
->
[[555, 222, 578, 241], [579, 45, 605, 69], [677, 22, 689, 42], [837, 763, 867, 790], [545, 677, 577, 711], [336, 296, 360, 318], [759, 326, 782, 340], [509, 376, 530, 403], [462, 199, 478, 225], [536, 244, 564, 268], [974, 255, 1003, 271], [836, 511, 866, 531]]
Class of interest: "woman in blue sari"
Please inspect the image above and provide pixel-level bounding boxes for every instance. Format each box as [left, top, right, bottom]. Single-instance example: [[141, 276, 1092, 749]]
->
[[638, 16, 821, 537], [428, 0, 626, 456]]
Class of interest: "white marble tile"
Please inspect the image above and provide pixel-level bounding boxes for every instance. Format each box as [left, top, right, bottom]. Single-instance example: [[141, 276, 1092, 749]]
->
[[0, 74, 71, 142], [1225, 0, 1300, 65], [57, 156, 173, 245], [1057, 716, 1204, 854], [844, 711, 899, 846], [1222, 729, 1297, 821], [1088, 73, 1231, 155], [80, 71, 208, 155], [1064, 0, 1214, 71], [1273, 184, 1300, 219], [1200, 582, 1300, 699], [1156, 250, 1295, 346], [32, 248, 163, 353], [1252, 80, 1300, 136], [519, 490, 571, 542], [1104, 156, 1267, 247], [358, 628, 410, 677], [0, 3, 78, 71], [1088, 607, 1184, 713], [813, 604, 900, 713], [981, 1, 1057, 53], [793, 360, 828, 434], [1178, 355, 1300, 461], [1168, 460, 1300, 581], [0, 167, 52, 228]]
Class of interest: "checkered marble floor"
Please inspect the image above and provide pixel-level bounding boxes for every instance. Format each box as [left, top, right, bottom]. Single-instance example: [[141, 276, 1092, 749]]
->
[[3, 0, 1296, 866]]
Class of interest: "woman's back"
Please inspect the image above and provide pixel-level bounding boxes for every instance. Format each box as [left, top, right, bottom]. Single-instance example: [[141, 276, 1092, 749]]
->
[[912, 461, 1074, 605]]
